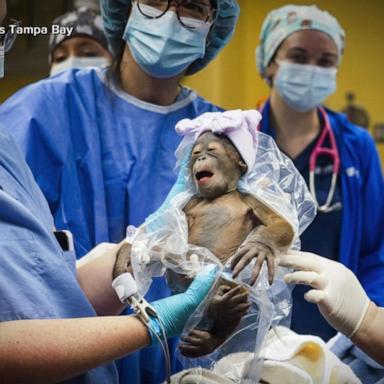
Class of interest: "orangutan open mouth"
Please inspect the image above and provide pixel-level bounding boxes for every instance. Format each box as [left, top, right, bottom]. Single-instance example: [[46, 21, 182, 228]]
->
[[195, 170, 214, 182]]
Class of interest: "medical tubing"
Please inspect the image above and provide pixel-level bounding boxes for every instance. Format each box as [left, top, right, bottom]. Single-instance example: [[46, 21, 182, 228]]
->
[[112, 273, 171, 381], [147, 309, 172, 383], [148, 320, 171, 384], [157, 315, 172, 383]]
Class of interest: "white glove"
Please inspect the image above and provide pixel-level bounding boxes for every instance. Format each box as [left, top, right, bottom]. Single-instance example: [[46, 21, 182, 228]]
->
[[279, 251, 370, 338]]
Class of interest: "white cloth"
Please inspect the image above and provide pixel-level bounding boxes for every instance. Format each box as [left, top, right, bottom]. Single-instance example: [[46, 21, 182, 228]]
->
[[169, 327, 361, 383], [259, 326, 361, 384]]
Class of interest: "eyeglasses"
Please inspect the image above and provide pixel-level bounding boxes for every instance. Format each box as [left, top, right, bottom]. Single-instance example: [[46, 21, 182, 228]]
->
[[0, 19, 21, 53], [136, 0, 215, 29]]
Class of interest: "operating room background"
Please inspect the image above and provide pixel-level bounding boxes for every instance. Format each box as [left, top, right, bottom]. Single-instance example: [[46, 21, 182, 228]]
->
[[1, 0, 384, 163]]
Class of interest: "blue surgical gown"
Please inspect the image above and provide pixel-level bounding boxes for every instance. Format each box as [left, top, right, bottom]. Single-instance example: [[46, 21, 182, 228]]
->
[[0, 68, 221, 383], [0, 126, 118, 383]]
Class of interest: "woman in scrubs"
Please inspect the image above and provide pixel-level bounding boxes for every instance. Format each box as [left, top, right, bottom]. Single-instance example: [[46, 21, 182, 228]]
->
[[0, 1, 240, 382], [256, 5, 384, 382]]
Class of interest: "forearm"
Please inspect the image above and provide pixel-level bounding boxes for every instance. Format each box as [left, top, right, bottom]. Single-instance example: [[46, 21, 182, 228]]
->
[[77, 242, 127, 315], [351, 301, 384, 366], [247, 196, 294, 250], [0, 316, 150, 384], [247, 221, 293, 252]]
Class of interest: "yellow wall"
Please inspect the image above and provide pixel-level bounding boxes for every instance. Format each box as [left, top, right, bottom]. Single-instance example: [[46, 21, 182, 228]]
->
[[184, 0, 384, 165]]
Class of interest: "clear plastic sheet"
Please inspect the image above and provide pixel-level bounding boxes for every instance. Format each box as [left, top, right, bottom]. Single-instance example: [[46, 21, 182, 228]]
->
[[129, 131, 316, 382]]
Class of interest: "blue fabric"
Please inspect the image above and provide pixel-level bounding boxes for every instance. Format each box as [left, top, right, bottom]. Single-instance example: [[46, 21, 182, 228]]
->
[[260, 101, 384, 381], [0, 126, 118, 383], [260, 104, 342, 340], [260, 100, 384, 313], [289, 123, 342, 341], [0, 67, 221, 384]]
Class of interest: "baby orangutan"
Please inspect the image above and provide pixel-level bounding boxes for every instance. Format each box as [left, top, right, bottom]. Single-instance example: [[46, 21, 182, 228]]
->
[[113, 131, 294, 358], [176, 131, 294, 357]]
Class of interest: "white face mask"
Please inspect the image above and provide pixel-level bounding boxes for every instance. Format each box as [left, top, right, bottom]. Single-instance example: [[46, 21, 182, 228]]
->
[[274, 61, 337, 112], [49, 56, 110, 77]]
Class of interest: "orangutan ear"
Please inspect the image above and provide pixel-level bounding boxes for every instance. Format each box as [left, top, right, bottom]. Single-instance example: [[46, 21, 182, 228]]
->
[[239, 160, 247, 175]]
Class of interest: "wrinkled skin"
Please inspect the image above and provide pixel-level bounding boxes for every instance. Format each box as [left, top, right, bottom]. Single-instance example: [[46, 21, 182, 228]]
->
[[113, 132, 294, 357]]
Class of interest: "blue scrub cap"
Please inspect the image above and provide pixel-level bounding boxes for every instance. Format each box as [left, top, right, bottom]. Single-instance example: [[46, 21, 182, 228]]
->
[[256, 5, 345, 78], [100, 0, 240, 75]]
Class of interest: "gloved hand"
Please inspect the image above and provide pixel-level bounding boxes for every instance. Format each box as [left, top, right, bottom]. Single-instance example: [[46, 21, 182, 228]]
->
[[279, 251, 370, 338], [148, 266, 217, 343]]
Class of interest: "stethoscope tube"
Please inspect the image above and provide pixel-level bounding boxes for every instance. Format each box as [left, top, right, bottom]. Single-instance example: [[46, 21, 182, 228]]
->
[[309, 108, 340, 212], [258, 104, 341, 213]]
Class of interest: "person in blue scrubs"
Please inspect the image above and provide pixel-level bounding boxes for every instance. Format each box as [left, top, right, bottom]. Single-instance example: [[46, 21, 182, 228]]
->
[[0, 1, 240, 382], [0, 1, 217, 383], [49, 6, 112, 76], [255, 5, 384, 382]]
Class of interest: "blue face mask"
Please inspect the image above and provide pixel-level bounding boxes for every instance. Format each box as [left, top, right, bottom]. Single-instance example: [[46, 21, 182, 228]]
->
[[274, 61, 337, 112], [123, 3, 211, 78]]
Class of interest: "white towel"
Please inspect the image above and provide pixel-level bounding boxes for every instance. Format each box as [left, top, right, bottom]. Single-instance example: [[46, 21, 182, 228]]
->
[[259, 326, 361, 384], [169, 327, 361, 383]]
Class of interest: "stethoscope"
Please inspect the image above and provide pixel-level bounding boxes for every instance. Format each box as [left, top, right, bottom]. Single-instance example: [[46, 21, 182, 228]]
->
[[309, 107, 341, 213], [258, 105, 341, 213]]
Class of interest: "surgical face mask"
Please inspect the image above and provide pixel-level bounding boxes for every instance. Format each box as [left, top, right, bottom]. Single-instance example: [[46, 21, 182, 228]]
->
[[50, 56, 110, 77], [274, 61, 337, 112], [123, 3, 211, 78]]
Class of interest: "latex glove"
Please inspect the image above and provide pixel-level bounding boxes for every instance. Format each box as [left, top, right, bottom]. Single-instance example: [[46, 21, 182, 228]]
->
[[148, 266, 217, 343], [279, 250, 370, 338]]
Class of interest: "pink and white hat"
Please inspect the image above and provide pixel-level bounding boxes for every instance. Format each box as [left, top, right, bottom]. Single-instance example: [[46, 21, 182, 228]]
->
[[175, 109, 262, 174]]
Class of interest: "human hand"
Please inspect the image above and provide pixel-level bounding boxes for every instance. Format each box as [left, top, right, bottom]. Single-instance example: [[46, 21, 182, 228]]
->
[[279, 250, 370, 337], [231, 241, 276, 285], [148, 266, 217, 343], [76, 242, 119, 268]]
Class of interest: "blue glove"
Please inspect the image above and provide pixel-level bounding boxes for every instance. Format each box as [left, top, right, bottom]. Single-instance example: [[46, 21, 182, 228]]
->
[[148, 266, 218, 343]]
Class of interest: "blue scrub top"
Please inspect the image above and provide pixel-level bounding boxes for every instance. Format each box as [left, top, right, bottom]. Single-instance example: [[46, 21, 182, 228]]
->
[[260, 101, 344, 341], [0, 126, 118, 383], [291, 133, 343, 341], [0, 68, 222, 384]]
